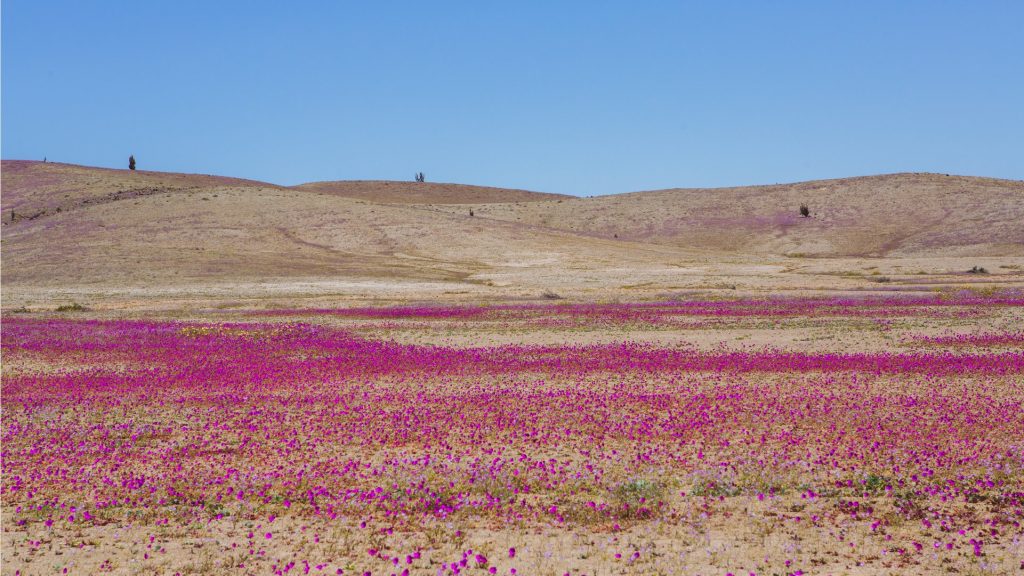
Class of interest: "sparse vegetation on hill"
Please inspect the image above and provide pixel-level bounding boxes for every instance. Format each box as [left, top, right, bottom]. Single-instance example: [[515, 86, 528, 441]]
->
[[293, 179, 569, 204], [436, 172, 1024, 258], [2, 162, 1022, 292]]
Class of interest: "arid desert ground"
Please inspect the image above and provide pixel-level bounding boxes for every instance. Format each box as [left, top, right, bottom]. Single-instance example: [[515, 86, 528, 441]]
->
[[2, 160, 1024, 575]]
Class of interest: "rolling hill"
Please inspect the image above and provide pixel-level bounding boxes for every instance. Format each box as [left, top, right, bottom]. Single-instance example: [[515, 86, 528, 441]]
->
[[293, 180, 570, 204], [429, 173, 1024, 258], [2, 160, 1022, 306], [0, 161, 677, 290]]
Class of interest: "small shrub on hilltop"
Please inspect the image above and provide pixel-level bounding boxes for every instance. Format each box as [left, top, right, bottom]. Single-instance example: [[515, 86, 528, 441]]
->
[[968, 266, 989, 274], [55, 302, 88, 312], [799, 204, 810, 217]]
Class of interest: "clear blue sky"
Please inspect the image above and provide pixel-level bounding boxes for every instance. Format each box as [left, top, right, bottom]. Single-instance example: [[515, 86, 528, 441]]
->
[[3, 1, 1022, 195]]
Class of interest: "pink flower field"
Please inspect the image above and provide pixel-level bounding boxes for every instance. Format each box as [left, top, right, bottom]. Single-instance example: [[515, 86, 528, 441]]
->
[[3, 297, 1023, 575]]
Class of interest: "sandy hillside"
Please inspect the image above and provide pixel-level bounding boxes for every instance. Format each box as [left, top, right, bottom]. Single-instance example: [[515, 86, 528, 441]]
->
[[294, 179, 570, 204], [0, 161, 685, 288], [430, 173, 1024, 258], [2, 161, 1023, 308]]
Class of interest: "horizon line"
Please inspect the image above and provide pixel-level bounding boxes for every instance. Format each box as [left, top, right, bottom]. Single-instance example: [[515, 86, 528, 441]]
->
[[3, 158, 1023, 197]]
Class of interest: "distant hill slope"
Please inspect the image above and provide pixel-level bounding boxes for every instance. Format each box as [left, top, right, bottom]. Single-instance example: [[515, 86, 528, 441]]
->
[[2, 161, 1022, 291], [446, 173, 1024, 257], [0, 161, 665, 287], [1, 160, 283, 219], [292, 180, 570, 204]]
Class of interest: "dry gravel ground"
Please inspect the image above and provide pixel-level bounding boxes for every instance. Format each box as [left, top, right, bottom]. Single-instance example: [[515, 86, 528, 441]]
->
[[9, 498, 1022, 576]]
